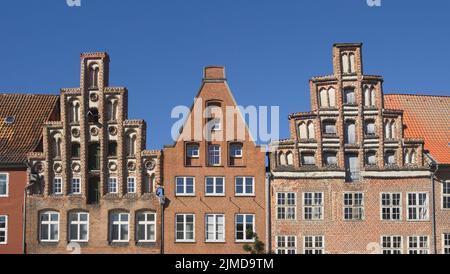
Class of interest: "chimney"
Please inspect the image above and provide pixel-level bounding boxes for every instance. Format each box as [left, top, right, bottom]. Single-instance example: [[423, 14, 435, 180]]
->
[[203, 66, 226, 81]]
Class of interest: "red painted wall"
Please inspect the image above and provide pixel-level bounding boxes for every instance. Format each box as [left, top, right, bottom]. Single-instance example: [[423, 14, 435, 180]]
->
[[0, 169, 26, 254]]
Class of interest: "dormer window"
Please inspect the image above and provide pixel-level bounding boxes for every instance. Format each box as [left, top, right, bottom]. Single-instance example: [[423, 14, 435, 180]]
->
[[343, 88, 356, 105]]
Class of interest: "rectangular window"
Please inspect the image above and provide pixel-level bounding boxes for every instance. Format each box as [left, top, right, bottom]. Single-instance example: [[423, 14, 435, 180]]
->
[[205, 214, 225, 242], [443, 181, 450, 209], [0, 174, 8, 197], [210, 118, 221, 131], [69, 212, 89, 242], [176, 177, 195, 196], [344, 192, 364, 220], [408, 193, 429, 221], [444, 234, 450, 254], [176, 214, 195, 242], [304, 192, 324, 220], [304, 236, 324, 254], [40, 212, 59, 242], [235, 177, 255, 196], [53, 178, 62, 195], [408, 236, 429, 254], [230, 144, 243, 158], [186, 144, 199, 158], [0, 216, 7, 244], [136, 212, 156, 242], [381, 193, 401, 221], [276, 236, 297, 254], [205, 177, 225, 196], [235, 214, 255, 242], [208, 145, 221, 166], [276, 193, 296, 220], [127, 177, 136, 193], [110, 212, 129, 242], [381, 236, 403, 254], [108, 177, 118, 194], [301, 153, 316, 166], [71, 178, 81, 195], [323, 152, 337, 166], [324, 123, 337, 135]]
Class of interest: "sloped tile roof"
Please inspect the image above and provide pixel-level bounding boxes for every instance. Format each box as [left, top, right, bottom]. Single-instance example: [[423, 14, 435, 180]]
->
[[0, 93, 59, 165], [384, 94, 450, 165]]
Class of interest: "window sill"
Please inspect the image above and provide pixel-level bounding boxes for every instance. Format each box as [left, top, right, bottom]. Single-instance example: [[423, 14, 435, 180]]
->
[[205, 194, 226, 197], [175, 194, 196, 197], [234, 194, 256, 197], [175, 241, 196, 244], [205, 241, 226, 244], [235, 240, 255, 244]]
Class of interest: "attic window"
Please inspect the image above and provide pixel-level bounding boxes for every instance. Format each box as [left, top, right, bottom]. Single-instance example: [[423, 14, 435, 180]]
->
[[4, 116, 15, 124]]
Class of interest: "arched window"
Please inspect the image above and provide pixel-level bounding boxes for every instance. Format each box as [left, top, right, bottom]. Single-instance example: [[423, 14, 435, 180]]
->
[[68, 211, 89, 242], [342, 53, 350, 74], [286, 152, 294, 166], [126, 132, 137, 157], [279, 152, 286, 166], [370, 87, 376, 107], [88, 64, 99, 89], [390, 120, 396, 139], [405, 149, 417, 165], [307, 121, 315, 139], [52, 134, 62, 158], [319, 88, 328, 108], [70, 101, 80, 123], [109, 211, 130, 242], [349, 53, 356, 73], [107, 98, 118, 122], [40, 211, 60, 242], [328, 88, 336, 107], [298, 122, 307, 140], [136, 211, 157, 243], [345, 121, 356, 144], [385, 119, 396, 139]]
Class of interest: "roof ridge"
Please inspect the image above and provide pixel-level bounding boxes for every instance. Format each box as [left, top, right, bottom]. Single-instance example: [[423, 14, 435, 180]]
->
[[385, 93, 450, 98]]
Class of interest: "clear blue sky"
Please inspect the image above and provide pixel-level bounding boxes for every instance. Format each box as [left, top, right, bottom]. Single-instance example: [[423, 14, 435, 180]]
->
[[0, 0, 449, 149]]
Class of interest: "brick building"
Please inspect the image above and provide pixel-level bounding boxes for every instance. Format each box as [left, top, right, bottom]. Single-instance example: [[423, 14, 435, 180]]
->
[[163, 67, 267, 254], [385, 94, 450, 254], [25, 53, 162, 254], [0, 94, 59, 254], [269, 43, 437, 254]]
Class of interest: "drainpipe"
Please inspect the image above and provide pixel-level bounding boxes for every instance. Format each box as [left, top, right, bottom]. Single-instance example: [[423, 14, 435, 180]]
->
[[431, 161, 439, 254], [265, 152, 272, 254], [23, 162, 36, 254]]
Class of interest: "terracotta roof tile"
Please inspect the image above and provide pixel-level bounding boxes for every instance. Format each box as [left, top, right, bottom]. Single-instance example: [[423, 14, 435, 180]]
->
[[384, 94, 450, 164], [0, 93, 59, 165]]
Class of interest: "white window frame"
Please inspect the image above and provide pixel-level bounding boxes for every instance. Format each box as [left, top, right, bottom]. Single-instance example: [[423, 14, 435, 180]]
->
[[40, 211, 60, 242], [109, 212, 130, 243], [108, 177, 118, 194], [380, 192, 402, 221], [0, 215, 7, 245], [235, 177, 255, 196], [303, 192, 324, 221], [0, 173, 9, 197], [235, 214, 255, 243], [208, 145, 221, 166], [230, 144, 243, 158], [186, 144, 200, 158], [276, 236, 297, 254], [343, 192, 365, 221], [407, 236, 429, 254], [136, 211, 157, 243], [69, 212, 89, 243], [443, 233, 450, 254], [205, 214, 225, 243], [175, 177, 195, 196], [381, 236, 403, 254], [443, 181, 450, 210], [276, 192, 296, 220], [205, 177, 225, 196], [303, 236, 325, 254], [127, 177, 136, 194], [71, 178, 81, 195], [53, 177, 63, 195], [175, 214, 195, 243], [407, 192, 429, 221], [210, 118, 222, 131]]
